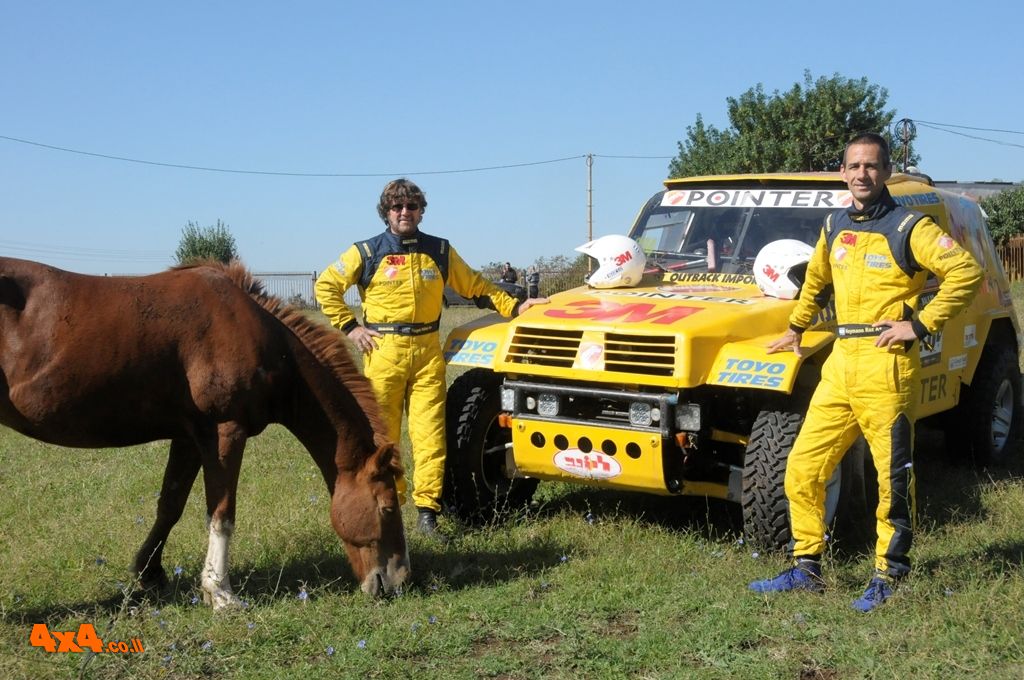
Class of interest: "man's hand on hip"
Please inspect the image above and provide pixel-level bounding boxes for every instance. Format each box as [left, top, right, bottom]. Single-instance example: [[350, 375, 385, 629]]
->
[[873, 320, 917, 348], [348, 325, 382, 354]]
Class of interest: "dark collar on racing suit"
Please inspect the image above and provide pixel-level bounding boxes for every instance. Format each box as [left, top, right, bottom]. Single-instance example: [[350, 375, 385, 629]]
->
[[356, 228, 450, 290], [846, 186, 898, 222], [825, 187, 926, 279]]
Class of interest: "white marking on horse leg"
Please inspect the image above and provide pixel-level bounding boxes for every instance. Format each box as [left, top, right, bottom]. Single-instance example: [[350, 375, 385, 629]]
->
[[201, 516, 241, 610]]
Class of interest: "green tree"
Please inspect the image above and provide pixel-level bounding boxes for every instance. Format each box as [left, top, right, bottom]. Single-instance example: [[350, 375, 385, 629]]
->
[[980, 185, 1024, 244], [175, 219, 239, 265], [669, 71, 918, 177]]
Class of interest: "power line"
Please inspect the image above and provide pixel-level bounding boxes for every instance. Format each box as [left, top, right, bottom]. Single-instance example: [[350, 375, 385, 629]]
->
[[914, 122, 1024, 150], [913, 120, 1024, 136], [0, 238, 166, 256], [0, 134, 588, 176], [0, 239, 170, 262], [594, 153, 674, 160]]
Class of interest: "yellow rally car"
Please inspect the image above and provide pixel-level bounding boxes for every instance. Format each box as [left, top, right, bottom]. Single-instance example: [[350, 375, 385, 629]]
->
[[442, 172, 1022, 548]]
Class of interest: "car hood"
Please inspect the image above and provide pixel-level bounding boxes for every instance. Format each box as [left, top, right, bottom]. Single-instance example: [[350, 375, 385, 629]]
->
[[478, 272, 819, 388]]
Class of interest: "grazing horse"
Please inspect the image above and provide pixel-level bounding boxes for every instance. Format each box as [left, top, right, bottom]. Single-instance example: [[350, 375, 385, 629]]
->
[[0, 257, 409, 608]]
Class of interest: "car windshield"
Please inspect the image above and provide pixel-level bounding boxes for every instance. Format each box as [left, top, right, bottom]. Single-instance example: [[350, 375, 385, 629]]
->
[[629, 189, 835, 274]]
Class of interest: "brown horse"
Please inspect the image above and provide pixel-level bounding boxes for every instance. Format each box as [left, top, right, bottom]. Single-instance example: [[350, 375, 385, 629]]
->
[[0, 257, 409, 608]]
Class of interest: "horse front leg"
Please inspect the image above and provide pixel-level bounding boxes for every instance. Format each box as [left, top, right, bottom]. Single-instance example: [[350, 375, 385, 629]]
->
[[134, 437, 202, 590], [199, 422, 247, 610]]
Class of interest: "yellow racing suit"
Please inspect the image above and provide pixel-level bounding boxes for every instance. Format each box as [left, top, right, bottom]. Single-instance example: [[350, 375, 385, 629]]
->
[[785, 187, 982, 577], [315, 228, 519, 512]]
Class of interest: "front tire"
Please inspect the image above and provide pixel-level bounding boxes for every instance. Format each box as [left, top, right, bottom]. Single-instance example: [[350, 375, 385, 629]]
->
[[741, 410, 803, 549], [741, 409, 865, 550], [443, 368, 538, 523]]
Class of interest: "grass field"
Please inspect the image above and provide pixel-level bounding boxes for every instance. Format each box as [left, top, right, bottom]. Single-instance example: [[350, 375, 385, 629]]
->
[[2, 301, 1024, 679]]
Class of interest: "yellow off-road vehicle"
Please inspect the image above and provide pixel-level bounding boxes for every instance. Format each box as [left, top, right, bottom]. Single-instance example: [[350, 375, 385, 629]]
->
[[441, 172, 1022, 548]]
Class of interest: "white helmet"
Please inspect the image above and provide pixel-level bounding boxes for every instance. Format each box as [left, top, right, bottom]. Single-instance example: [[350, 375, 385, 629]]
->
[[575, 235, 647, 289], [753, 239, 815, 300]]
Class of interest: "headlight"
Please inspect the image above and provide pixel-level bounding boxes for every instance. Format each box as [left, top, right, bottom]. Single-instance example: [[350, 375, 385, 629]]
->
[[675, 403, 701, 431], [537, 393, 560, 417], [501, 387, 515, 412], [629, 402, 653, 427]]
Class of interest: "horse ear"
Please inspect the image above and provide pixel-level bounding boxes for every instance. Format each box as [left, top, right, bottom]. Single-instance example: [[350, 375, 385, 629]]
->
[[370, 444, 404, 479]]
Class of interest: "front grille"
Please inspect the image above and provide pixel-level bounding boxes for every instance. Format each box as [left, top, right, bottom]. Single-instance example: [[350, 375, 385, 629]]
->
[[605, 332, 676, 377], [505, 327, 676, 377], [505, 327, 583, 368]]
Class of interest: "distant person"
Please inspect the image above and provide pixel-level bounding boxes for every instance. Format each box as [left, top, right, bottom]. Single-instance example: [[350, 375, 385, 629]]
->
[[315, 179, 548, 538], [526, 266, 540, 298], [500, 262, 518, 284]]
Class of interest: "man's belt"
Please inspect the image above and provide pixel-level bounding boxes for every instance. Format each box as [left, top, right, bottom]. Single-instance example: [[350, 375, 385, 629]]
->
[[836, 323, 884, 339], [365, 320, 440, 336]]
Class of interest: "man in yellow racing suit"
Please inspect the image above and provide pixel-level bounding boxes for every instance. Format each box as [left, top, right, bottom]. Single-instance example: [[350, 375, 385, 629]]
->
[[315, 179, 547, 537], [749, 133, 982, 611]]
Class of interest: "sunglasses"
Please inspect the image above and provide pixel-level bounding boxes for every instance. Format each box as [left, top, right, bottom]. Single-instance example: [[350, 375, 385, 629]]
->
[[389, 202, 421, 212]]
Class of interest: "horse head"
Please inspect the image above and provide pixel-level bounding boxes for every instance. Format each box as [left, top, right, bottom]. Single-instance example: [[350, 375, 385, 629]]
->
[[331, 443, 410, 596]]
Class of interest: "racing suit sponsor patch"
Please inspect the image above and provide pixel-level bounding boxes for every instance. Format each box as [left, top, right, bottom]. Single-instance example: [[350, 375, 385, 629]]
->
[[865, 254, 891, 269]]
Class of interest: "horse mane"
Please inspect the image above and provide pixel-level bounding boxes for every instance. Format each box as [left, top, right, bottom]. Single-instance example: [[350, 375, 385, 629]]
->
[[178, 261, 394, 452]]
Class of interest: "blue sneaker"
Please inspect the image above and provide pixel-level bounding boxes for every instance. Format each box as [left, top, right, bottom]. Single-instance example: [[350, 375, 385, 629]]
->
[[852, 575, 895, 612], [749, 560, 824, 593]]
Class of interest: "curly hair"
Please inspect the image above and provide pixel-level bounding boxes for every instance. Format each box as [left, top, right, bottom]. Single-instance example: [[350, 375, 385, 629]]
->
[[376, 178, 428, 223]]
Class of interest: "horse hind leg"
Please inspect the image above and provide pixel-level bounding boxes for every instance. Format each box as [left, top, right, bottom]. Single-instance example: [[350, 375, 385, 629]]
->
[[199, 422, 247, 610], [134, 438, 202, 591]]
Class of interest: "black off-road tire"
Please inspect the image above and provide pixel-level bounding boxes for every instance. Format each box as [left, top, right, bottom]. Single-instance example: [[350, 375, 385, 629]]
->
[[742, 409, 867, 550], [742, 410, 803, 549], [952, 344, 1022, 465], [443, 368, 538, 523]]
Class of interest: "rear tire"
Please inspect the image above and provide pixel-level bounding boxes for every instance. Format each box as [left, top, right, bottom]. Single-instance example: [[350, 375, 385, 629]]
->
[[443, 368, 538, 523], [951, 344, 1021, 465]]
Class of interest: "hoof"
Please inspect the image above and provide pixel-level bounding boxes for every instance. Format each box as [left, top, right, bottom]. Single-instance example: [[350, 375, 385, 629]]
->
[[202, 588, 243, 610], [137, 568, 169, 593]]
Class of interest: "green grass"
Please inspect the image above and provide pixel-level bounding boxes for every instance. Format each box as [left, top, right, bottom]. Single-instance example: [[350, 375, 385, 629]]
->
[[2, 306, 1024, 679]]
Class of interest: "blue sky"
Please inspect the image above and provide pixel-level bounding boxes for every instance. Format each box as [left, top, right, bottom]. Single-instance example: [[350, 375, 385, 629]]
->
[[2, 1, 1021, 275]]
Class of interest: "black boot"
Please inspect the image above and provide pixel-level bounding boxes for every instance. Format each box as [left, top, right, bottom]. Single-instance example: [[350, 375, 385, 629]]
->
[[416, 507, 440, 536]]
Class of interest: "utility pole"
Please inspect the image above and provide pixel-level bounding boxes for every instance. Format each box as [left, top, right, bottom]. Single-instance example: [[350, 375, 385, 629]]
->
[[586, 153, 594, 243], [587, 154, 594, 273]]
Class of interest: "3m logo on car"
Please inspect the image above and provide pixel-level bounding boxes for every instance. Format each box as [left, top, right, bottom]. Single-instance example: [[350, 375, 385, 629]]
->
[[553, 450, 622, 480]]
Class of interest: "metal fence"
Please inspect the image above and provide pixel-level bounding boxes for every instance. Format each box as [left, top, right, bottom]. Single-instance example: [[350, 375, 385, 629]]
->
[[253, 268, 592, 310], [254, 272, 362, 308], [254, 271, 317, 307]]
